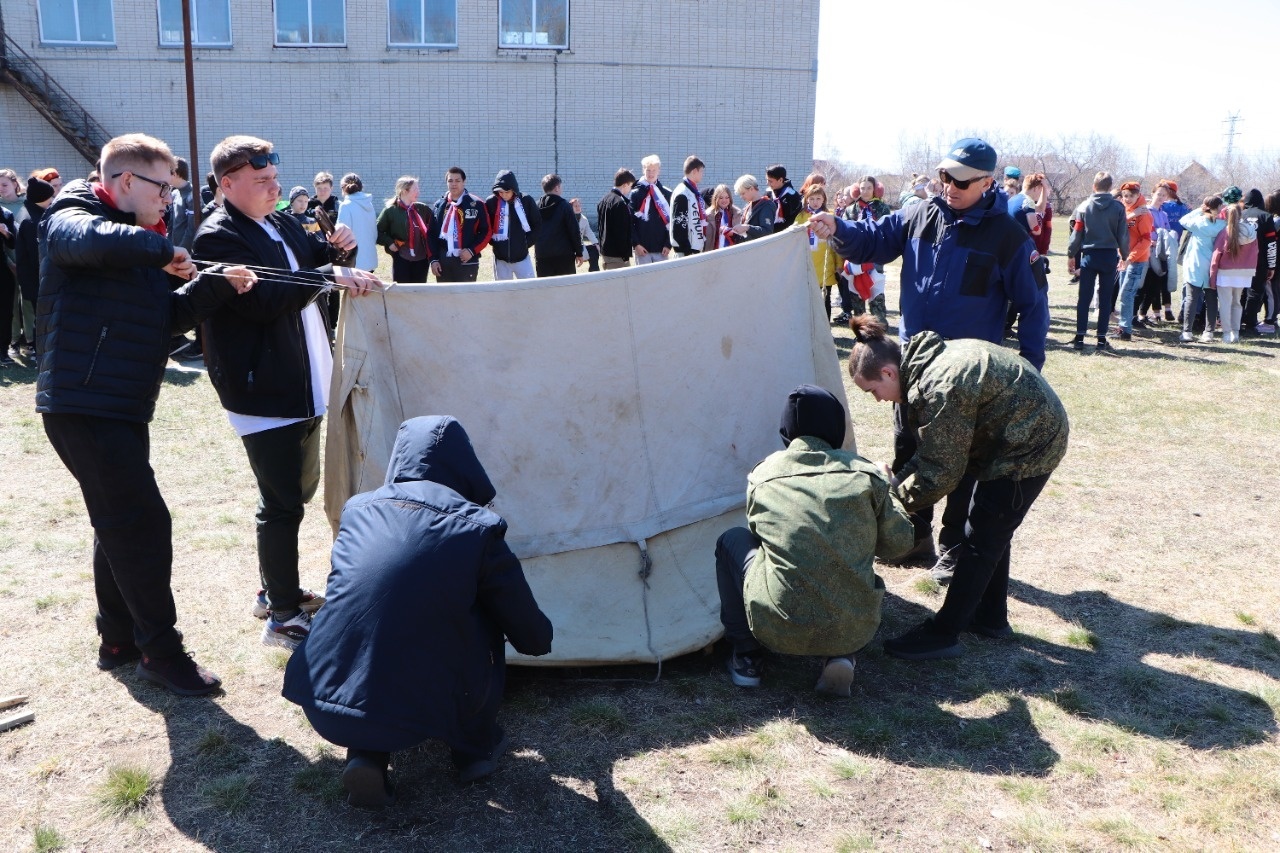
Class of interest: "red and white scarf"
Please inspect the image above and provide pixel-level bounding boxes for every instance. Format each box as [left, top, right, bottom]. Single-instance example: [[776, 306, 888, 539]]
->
[[844, 260, 883, 301], [439, 195, 463, 256], [716, 208, 735, 248], [772, 184, 796, 223], [637, 182, 671, 225], [494, 197, 531, 242]]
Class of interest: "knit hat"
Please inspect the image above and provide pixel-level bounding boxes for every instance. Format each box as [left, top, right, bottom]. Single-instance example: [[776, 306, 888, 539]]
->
[[779, 384, 845, 450], [1221, 186, 1242, 204], [1004, 166, 1022, 180], [289, 185, 310, 204], [26, 177, 55, 204], [32, 168, 59, 183]]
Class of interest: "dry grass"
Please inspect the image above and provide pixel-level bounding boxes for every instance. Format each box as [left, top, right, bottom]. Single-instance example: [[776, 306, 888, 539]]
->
[[2, 232, 1279, 851]]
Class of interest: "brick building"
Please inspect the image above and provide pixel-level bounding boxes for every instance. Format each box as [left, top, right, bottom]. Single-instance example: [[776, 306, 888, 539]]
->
[[1, 1, 818, 209]]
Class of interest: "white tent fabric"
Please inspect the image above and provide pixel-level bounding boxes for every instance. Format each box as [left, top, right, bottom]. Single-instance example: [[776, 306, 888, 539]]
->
[[324, 228, 855, 665]]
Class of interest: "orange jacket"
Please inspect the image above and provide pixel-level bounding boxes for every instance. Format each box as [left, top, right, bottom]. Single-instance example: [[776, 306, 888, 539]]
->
[[1125, 196, 1154, 263]]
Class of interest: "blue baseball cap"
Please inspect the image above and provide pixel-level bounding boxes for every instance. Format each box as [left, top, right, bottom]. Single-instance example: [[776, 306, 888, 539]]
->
[[937, 138, 998, 181]]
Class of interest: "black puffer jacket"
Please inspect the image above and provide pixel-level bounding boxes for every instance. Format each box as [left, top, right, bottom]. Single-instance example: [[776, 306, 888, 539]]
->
[[15, 197, 46, 303], [35, 180, 234, 422], [192, 199, 338, 419], [483, 171, 542, 264]]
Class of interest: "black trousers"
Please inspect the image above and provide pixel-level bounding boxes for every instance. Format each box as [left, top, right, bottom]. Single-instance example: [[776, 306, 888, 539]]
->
[[535, 255, 577, 278], [934, 473, 1051, 636], [240, 417, 322, 615], [715, 527, 762, 654], [42, 414, 184, 657], [1242, 270, 1271, 331], [391, 253, 430, 283], [435, 256, 480, 283], [0, 262, 15, 351]]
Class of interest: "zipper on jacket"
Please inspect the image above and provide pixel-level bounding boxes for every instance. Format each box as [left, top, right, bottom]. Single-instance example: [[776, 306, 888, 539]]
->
[[247, 370, 254, 392], [82, 325, 108, 386]]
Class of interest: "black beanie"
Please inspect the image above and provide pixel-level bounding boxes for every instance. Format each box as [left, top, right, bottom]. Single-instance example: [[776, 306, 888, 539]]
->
[[26, 177, 55, 204], [779, 384, 846, 449]]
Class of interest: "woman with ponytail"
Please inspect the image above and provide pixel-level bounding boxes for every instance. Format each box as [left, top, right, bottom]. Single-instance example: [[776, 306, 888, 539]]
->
[[376, 176, 434, 283], [846, 315, 1068, 661], [1208, 204, 1258, 343], [1178, 196, 1227, 342]]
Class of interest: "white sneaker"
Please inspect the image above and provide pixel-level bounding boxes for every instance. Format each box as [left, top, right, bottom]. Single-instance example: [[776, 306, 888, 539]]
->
[[1179, 331, 1194, 342], [262, 610, 312, 651], [1199, 331, 1213, 343], [815, 657, 856, 697]]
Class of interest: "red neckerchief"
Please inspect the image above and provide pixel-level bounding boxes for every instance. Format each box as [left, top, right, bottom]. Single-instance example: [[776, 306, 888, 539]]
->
[[400, 200, 427, 253], [642, 183, 670, 225], [844, 260, 877, 300], [94, 183, 167, 236]]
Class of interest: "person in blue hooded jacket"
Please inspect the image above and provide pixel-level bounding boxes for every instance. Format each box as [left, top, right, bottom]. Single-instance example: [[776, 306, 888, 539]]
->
[[807, 137, 1049, 581], [282, 416, 553, 806]]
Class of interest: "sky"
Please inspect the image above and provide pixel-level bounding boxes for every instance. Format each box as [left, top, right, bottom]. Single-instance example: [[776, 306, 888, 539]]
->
[[814, 0, 1280, 174]]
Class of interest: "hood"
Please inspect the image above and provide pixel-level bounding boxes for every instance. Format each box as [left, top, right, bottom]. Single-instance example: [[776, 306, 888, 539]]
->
[[344, 192, 374, 213], [538, 193, 564, 214], [384, 416, 496, 505], [778, 384, 845, 449], [1085, 192, 1120, 214], [900, 330, 948, 389], [1244, 188, 1266, 210], [493, 170, 520, 194], [43, 178, 122, 224]]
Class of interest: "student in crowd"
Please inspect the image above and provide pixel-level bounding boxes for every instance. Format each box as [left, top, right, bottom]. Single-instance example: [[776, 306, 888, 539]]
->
[[287, 186, 319, 233], [484, 170, 542, 280], [597, 168, 637, 270], [1066, 171, 1128, 351], [1238, 188, 1277, 336], [1178, 196, 1227, 343], [1136, 182, 1176, 326], [630, 154, 672, 264], [307, 171, 338, 221], [734, 175, 777, 242], [1115, 181, 1154, 342], [1209, 204, 1258, 344], [336, 173, 378, 272], [765, 164, 801, 231], [283, 416, 553, 806], [846, 316, 1068, 660], [534, 174, 587, 277], [794, 184, 838, 318], [704, 183, 743, 252], [430, 167, 491, 283], [376, 176, 433, 283], [574, 197, 600, 271], [669, 156, 708, 256], [715, 385, 912, 694]]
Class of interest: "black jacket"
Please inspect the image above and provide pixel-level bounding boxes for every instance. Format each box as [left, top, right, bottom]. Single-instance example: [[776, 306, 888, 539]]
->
[[34, 180, 233, 422], [629, 181, 672, 253], [429, 191, 491, 262], [742, 197, 778, 241], [15, 198, 45, 303], [192, 199, 338, 418], [535, 193, 584, 260], [1240, 191, 1276, 276], [483, 171, 542, 264], [596, 188, 634, 259], [769, 180, 802, 232], [282, 416, 553, 754]]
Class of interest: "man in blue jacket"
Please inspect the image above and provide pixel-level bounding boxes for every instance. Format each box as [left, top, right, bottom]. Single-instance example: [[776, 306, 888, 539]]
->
[[283, 416, 553, 806], [808, 137, 1049, 581]]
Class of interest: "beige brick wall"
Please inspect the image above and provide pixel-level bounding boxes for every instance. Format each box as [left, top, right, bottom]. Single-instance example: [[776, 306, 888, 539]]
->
[[2, 1, 816, 211]]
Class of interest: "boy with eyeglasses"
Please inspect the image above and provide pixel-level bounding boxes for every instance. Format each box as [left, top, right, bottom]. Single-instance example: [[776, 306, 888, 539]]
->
[[806, 136, 1049, 583]]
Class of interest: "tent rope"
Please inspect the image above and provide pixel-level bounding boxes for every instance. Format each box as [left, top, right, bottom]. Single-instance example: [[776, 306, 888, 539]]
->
[[636, 538, 663, 683]]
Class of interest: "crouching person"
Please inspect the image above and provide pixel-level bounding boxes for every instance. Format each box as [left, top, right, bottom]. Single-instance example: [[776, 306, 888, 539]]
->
[[846, 316, 1069, 660], [716, 385, 914, 696], [282, 416, 553, 806]]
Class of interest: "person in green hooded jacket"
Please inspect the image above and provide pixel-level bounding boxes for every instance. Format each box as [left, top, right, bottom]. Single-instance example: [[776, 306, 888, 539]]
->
[[846, 316, 1069, 661], [715, 384, 914, 696]]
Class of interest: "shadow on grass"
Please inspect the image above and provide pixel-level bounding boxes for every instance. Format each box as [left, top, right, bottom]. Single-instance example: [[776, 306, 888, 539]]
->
[[112, 665, 674, 853]]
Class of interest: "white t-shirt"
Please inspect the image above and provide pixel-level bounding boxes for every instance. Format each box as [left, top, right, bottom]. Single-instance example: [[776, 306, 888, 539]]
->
[[225, 220, 333, 437]]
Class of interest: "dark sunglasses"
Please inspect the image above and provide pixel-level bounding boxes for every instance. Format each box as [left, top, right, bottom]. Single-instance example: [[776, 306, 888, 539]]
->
[[938, 170, 989, 190], [224, 151, 281, 176], [112, 171, 172, 198]]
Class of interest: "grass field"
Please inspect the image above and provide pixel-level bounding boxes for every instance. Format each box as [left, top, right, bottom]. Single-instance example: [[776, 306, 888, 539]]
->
[[1, 226, 1278, 852]]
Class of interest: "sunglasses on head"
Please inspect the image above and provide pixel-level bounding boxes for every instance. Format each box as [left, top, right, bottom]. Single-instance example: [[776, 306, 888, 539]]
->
[[224, 151, 280, 177], [938, 170, 989, 190]]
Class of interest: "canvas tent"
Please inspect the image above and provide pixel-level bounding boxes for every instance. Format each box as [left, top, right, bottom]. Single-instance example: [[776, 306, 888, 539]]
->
[[324, 228, 854, 665]]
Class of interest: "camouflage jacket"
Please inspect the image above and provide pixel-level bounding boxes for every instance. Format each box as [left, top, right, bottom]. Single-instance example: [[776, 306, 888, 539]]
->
[[743, 436, 914, 656], [897, 332, 1069, 512]]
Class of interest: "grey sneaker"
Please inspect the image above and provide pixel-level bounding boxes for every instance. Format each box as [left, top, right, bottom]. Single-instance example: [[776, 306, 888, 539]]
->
[[815, 657, 856, 697]]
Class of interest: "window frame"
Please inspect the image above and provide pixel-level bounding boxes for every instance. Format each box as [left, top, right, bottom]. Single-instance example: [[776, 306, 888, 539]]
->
[[273, 0, 347, 48], [386, 0, 458, 50], [157, 0, 233, 48], [38, 0, 117, 47], [497, 0, 569, 51]]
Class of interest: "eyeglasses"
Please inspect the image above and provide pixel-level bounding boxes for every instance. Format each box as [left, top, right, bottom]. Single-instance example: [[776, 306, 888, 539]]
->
[[224, 152, 280, 177], [112, 171, 172, 199], [938, 170, 990, 190]]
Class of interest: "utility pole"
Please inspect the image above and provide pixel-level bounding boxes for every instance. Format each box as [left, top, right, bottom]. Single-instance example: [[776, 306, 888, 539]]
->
[[181, 0, 201, 228], [1223, 112, 1243, 165]]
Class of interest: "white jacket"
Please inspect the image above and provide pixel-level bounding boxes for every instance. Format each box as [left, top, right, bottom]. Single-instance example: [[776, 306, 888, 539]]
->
[[337, 191, 379, 271]]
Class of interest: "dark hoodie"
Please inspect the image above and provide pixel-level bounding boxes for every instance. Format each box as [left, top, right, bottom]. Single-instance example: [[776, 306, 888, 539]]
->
[[1066, 191, 1129, 257], [535, 191, 583, 262], [282, 416, 552, 755], [1241, 189, 1277, 275], [779, 384, 845, 450], [484, 170, 542, 264]]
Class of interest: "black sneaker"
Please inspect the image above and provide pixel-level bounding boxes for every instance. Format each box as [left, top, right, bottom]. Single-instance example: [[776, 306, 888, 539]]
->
[[883, 618, 963, 661], [343, 750, 394, 807], [966, 621, 1014, 640], [456, 731, 509, 784], [97, 641, 142, 671], [727, 649, 763, 688], [136, 651, 222, 696], [1071, 336, 1084, 351], [0, 352, 13, 367], [1117, 329, 1132, 341], [1096, 339, 1112, 352]]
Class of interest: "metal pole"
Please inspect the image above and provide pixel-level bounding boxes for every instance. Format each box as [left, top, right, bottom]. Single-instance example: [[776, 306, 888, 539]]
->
[[181, 0, 201, 228]]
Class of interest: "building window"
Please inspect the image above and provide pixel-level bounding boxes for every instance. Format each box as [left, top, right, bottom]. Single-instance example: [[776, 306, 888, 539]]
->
[[275, 0, 345, 46], [499, 0, 568, 49], [158, 0, 232, 46], [38, 0, 116, 45], [388, 0, 456, 48]]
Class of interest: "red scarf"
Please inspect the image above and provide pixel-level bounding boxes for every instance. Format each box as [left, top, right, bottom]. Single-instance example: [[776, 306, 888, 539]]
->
[[400, 200, 427, 253], [94, 183, 167, 236], [640, 183, 670, 225], [844, 260, 876, 300]]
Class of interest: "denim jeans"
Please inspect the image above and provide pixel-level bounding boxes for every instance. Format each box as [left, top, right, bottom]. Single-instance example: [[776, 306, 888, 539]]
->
[[1075, 249, 1119, 338], [1117, 260, 1149, 333], [715, 527, 762, 653]]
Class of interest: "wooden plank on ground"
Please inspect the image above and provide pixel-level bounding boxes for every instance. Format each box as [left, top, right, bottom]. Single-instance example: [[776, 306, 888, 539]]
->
[[0, 710, 35, 733], [0, 695, 29, 711]]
